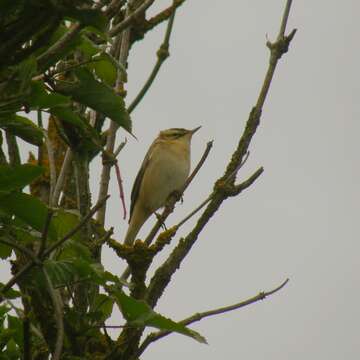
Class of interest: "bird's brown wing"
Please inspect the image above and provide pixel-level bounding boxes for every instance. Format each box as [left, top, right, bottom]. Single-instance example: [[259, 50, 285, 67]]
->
[[129, 141, 155, 222]]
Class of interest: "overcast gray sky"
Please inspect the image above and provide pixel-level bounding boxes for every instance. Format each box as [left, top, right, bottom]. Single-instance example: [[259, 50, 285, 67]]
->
[[2, 1, 359, 359]]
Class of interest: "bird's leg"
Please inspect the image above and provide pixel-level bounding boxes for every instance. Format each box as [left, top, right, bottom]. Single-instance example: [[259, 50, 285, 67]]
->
[[155, 212, 167, 230], [168, 189, 183, 204]]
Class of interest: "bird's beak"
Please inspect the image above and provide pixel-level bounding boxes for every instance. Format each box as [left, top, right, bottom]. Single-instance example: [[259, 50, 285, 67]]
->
[[190, 126, 201, 135]]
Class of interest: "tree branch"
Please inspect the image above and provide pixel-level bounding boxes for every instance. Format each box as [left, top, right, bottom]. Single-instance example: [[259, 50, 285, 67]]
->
[[127, 0, 178, 114], [42, 268, 64, 360], [144, 0, 186, 34], [108, 0, 155, 37], [43, 195, 110, 257], [5, 131, 20, 165], [0, 238, 40, 264], [138, 279, 289, 356], [96, 1, 133, 225], [38, 208, 54, 257], [0, 196, 109, 302], [37, 23, 82, 69], [145, 0, 296, 309], [44, 131, 57, 204], [51, 148, 73, 207]]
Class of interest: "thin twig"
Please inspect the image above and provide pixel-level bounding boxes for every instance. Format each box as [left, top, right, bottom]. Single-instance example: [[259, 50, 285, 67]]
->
[[0, 238, 40, 264], [5, 299, 45, 340], [138, 279, 289, 356], [114, 138, 127, 157], [43, 130, 57, 204], [38, 209, 54, 257], [51, 148, 73, 206], [42, 268, 64, 360], [5, 131, 21, 165], [127, 1, 177, 114], [44, 195, 110, 257], [96, 2, 133, 225], [114, 162, 127, 220], [145, 0, 186, 33], [37, 23, 82, 68], [109, 0, 155, 37], [23, 308, 31, 360]]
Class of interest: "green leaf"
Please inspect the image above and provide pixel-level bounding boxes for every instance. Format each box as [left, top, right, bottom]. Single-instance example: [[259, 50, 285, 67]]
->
[[0, 241, 12, 259], [28, 81, 70, 109], [52, 209, 82, 243], [56, 68, 131, 132], [0, 115, 43, 146], [50, 106, 100, 141], [112, 290, 207, 344], [10, 227, 41, 246], [0, 285, 20, 300], [36, 24, 83, 69], [78, 36, 100, 59], [88, 293, 114, 323], [0, 164, 43, 194], [43, 259, 77, 287], [7, 315, 23, 347], [0, 305, 10, 318], [0, 193, 56, 240], [65, 9, 107, 32], [91, 54, 117, 86]]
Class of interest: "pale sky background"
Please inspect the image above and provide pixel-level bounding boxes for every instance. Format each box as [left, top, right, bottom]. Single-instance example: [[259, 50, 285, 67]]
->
[[1, 1, 359, 359]]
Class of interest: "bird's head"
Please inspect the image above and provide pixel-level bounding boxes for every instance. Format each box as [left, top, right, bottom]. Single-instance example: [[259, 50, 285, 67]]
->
[[159, 126, 201, 141]]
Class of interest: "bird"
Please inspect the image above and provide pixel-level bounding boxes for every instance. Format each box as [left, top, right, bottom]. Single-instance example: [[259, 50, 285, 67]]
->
[[124, 127, 201, 245]]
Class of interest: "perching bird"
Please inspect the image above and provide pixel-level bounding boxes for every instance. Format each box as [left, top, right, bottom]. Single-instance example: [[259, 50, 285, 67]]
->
[[124, 127, 201, 245]]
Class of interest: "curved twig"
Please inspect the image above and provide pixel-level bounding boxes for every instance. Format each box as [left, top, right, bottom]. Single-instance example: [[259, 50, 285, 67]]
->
[[127, 0, 177, 114], [138, 279, 289, 356]]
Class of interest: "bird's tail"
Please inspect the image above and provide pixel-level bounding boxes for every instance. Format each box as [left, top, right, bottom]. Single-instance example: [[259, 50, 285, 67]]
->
[[123, 206, 149, 245]]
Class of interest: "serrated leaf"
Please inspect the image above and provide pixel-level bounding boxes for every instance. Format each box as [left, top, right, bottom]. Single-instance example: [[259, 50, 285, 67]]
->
[[0, 193, 56, 240], [56, 68, 131, 132], [112, 290, 207, 344], [43, 259, 76, 287], [0, 164, 43, 194], [52, 209, 81, 241], [0, 115, 43, 146], [28, 81, 70, 109], [88, 293, 114, 322]]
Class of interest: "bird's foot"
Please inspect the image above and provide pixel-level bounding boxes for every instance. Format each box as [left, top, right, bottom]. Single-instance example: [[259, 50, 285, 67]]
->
[[155, 212, 167, 230]]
